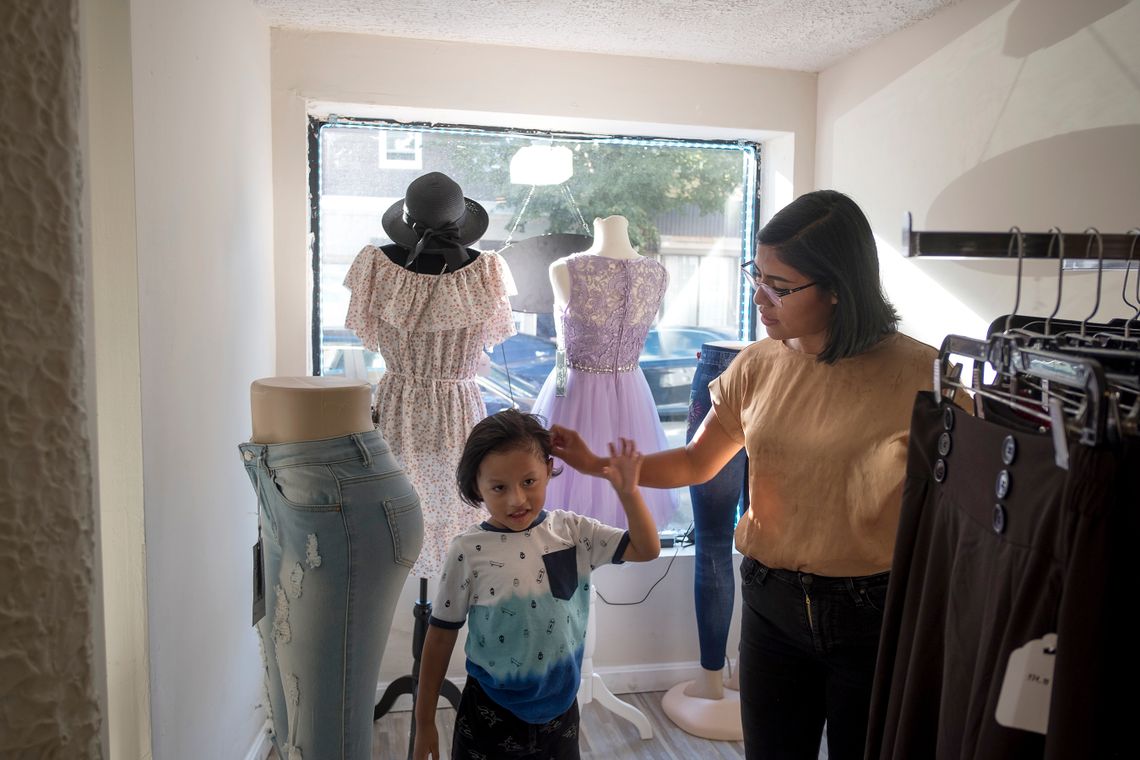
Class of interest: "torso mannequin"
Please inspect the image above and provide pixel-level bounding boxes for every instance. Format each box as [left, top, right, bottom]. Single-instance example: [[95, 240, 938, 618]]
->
[[380, 242, 480, 275], [250, 377, 373, 444], [549, 215, 641, 346]]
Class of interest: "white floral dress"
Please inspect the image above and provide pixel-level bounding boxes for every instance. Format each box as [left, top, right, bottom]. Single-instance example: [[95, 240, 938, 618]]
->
[[344, 247, 516, 578]]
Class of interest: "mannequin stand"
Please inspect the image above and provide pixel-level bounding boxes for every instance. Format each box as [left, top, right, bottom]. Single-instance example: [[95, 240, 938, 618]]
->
[[373, 577, 462, 759], [578, 586, 653, 739], [661, 671, 743, 741]]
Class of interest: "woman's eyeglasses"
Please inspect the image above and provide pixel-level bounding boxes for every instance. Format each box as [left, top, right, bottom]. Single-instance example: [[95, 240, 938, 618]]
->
[[740, 260, 818, 306]]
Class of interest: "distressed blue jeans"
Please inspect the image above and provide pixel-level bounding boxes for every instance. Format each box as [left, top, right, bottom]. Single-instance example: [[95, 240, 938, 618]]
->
[[686, 341, 750, 671], [239, 430, 423, 760]]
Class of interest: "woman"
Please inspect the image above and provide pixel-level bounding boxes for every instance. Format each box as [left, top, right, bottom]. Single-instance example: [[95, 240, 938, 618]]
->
[[552, 190, 957, 760]]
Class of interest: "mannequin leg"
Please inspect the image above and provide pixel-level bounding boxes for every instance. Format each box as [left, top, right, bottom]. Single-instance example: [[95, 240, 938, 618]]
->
[[662, 343, 747, 741]]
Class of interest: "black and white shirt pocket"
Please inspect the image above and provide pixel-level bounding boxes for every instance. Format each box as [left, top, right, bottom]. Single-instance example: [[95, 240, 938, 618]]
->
[[541, 547, 578, 601]]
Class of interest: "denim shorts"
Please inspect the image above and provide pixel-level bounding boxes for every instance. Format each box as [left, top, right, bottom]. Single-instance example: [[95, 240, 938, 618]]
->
[[239, 429, 423, 760]]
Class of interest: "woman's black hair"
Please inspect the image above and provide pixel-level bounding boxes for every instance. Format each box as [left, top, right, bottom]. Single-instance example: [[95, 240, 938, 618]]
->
[[758, 190, 898, 363], [456, 408, 562, 507]]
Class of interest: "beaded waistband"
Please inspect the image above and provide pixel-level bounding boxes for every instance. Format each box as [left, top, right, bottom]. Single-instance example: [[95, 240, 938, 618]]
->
[[567, 361, 638, 374], [381, 371, 474, 384]]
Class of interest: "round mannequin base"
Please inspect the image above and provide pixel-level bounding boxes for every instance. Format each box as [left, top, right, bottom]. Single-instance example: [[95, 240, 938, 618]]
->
[[661, 680, 743, 741]]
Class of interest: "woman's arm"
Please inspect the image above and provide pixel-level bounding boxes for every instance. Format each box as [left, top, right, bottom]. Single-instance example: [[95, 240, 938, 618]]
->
[[552, 408, 743, 489]]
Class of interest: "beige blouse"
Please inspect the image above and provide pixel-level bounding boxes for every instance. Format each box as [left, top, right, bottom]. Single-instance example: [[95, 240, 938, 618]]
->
[[711, 332, 959, 577]]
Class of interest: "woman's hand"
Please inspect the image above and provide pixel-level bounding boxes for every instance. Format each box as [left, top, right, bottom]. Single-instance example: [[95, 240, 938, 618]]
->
[[601, 438, 642, 497], [412, 722, 440, 760], [551, 424, 603, 475]]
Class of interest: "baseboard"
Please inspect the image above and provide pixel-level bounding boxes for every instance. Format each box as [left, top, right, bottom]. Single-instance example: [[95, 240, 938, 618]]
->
[[372, 662, 707, 714], [244, 720, 273, 760], [592, 661, 707, 694]]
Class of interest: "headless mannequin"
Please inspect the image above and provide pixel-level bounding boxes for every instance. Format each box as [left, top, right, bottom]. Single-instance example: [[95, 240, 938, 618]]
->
[[549, 215, 641, 347], [250, 376, 373, 444], [543, 214, 657, 740], [372, 240, 471, 750], [547, 218, 739, 737]]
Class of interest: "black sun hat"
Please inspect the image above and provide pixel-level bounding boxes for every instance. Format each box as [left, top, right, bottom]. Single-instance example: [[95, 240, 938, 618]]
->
[[381, 172, 490, 253]]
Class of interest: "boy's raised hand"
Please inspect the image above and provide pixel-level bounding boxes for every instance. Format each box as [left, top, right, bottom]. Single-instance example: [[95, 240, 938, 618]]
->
[[601, 438, 642, 496]]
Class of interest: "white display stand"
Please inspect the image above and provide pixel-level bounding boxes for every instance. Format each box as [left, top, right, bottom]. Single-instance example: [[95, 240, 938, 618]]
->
[[577, 585, 653, 739], [661, 679, 742, 741]]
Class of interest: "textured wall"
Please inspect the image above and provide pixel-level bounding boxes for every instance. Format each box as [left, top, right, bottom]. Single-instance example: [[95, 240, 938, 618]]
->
[[0, 0, 102, 756]]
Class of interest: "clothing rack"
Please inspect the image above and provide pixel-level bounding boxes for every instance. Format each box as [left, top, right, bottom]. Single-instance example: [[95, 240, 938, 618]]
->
[[902, 213, 1140, 268]]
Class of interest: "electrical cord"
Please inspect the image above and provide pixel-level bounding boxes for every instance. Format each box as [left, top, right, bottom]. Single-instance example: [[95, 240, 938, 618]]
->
[[595, 521, 694, 606]]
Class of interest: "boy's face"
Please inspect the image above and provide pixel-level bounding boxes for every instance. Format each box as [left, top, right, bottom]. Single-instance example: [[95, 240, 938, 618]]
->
[[475, 446, 553, 531]]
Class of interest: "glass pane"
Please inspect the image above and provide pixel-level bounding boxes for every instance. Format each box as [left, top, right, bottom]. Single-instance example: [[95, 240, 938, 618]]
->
[[315, 121, 758, 533]]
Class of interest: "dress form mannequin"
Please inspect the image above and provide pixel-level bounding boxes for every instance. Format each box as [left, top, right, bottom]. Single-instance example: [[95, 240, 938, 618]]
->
[[344, 174, 515, 757], [535, 214, 669, 739], [549, 215, 640, 344], [242, 376, 423, 760]]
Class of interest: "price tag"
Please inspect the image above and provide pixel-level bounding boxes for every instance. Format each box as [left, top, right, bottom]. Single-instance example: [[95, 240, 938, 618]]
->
[[252, 537, 266, 626], [995, 633, 1057, 734]]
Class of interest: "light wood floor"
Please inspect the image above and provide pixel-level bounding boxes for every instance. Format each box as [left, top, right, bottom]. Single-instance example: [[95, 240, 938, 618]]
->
[[267, 692, 831, 758], [268, 691, 748, 758]]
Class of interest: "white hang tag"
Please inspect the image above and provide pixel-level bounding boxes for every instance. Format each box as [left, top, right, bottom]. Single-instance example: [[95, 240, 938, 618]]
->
[[995, 633, 1057, 735], [933, 357, 942, 398]]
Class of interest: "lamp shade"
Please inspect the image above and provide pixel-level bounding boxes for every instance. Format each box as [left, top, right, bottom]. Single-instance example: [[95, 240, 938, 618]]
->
[[509, 145, 574, 186]]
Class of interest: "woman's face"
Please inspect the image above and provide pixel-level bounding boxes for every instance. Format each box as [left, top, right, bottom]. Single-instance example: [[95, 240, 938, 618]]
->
[[751, 244, 837, 354]]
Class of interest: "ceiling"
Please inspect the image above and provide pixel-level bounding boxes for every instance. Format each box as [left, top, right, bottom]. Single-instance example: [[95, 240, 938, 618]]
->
[[255, 0, 960, 73]]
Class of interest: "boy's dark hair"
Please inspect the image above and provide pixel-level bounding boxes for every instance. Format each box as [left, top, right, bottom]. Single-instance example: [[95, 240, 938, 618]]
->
[[456, 408, 562, 507], [758, 190, 899, 363]]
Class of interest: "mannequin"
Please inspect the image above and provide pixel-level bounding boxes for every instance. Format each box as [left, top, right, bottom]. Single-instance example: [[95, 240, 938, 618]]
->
[[240, 377, 423, 760], [660, 340, 750, 742], [535, 214, 676, 528], [549, 216, 639, 345], [530, 213, 678, 739], [342, 172, 516, 754]]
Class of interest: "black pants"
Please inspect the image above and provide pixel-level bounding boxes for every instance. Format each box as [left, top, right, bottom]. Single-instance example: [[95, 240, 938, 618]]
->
[[451, 677, 580, 760], [738, 556, 888, 760], [867, 392, 1137, 759]]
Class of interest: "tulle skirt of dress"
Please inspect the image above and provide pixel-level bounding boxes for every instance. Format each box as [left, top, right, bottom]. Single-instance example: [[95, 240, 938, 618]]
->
[[531, 366, 678, 528]]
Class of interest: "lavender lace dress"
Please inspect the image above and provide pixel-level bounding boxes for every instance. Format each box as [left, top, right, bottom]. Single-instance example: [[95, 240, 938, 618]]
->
[[532, 253, 677, 527]]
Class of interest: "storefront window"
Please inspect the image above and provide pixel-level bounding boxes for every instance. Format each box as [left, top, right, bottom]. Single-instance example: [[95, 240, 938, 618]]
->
[[312, 117, 760, 533]]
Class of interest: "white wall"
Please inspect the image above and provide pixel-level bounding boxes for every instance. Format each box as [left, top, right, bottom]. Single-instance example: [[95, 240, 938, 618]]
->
[[82, 0, 151, 756], [817, 0, 1140, 345], [128, 1, 276, 757], [269, 30, 811, 696]]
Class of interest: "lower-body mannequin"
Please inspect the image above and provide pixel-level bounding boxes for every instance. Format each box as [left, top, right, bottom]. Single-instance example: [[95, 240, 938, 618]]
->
[[688, 343, 750, 689], [662, 342, 749, 740], [239, 431, 424, 760]]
